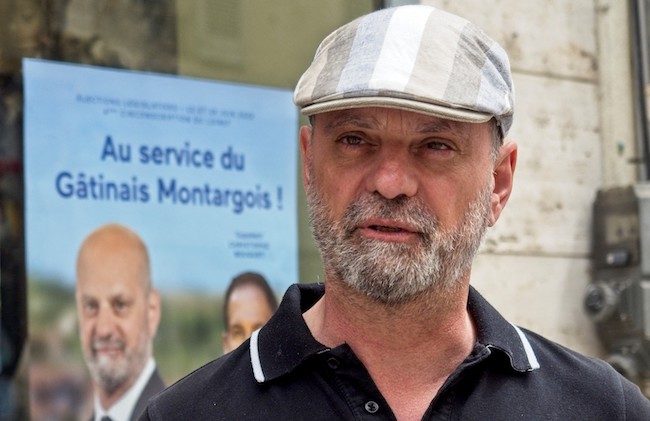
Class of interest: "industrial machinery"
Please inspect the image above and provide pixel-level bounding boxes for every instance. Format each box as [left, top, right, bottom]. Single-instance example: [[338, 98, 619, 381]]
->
[[584, 184, 650, 385]]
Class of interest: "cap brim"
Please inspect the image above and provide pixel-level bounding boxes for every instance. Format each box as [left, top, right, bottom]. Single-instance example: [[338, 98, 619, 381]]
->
[[300, 97, 493, 124]]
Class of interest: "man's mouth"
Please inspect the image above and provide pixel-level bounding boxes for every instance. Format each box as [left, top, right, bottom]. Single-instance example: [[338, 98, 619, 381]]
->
[[92, 339, 126, 358], [370, 225, 406, 232], [94, 346, 122, 355], [355, 219, 422, 243]]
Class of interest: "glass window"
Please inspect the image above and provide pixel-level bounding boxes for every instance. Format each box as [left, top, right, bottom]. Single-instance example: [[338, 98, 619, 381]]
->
[[0, 1, 378, 419]]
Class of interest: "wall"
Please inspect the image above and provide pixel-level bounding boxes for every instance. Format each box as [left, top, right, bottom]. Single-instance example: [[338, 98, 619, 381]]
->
[[423, 0, 638, 357]]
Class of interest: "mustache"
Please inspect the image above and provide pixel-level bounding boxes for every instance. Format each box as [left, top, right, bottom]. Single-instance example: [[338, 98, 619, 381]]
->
[[342, 193, 438, 236], [92, 337, 125, 352]]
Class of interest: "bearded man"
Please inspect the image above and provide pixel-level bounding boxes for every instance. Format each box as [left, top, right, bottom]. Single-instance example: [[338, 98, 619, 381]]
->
[[141, 6, 650, 420], [76, 223, 164, 421]]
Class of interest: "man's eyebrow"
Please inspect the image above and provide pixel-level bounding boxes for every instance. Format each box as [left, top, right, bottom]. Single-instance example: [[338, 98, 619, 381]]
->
[[415, 119, 459, 134], [322, 114, 381, 131], [416, 119, 475, 143]]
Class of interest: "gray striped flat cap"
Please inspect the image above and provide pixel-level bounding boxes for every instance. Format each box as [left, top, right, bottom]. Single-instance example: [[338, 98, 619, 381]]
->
[[294, 5, 514, 138]]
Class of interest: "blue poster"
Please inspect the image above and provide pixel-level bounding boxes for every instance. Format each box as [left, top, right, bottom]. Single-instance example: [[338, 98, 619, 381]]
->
[[23, 58, 298, 294]]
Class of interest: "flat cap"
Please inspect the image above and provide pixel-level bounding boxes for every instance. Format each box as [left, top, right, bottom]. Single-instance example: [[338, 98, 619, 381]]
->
[[294, 5, 514, 138]]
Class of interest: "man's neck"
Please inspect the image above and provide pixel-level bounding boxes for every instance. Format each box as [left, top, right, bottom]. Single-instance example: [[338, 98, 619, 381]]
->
[[303, 279, 476, 421]]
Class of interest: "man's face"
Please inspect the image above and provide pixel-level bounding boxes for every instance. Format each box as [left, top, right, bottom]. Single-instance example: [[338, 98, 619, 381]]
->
[[76, 241, 158, 395], [223, 285, 275, 353], [301, 107, 510, 305]]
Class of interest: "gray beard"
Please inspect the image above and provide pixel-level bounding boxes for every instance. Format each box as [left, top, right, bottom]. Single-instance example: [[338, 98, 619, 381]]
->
[[85, 335, 147, 395], [307, 177, 492, 306]]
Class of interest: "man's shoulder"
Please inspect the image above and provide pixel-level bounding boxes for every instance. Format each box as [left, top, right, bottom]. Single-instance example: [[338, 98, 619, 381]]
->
[[522, 327, 614, 375], [518, 327, 650, 411], [470, 287, 644, 395], [141, 347, 254, 420]]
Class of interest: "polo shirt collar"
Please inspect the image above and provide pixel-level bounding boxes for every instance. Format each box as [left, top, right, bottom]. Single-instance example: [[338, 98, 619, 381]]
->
[[250, 283, 540, 384], [251, 283, 328, 383], [468, 287, 540, 372]]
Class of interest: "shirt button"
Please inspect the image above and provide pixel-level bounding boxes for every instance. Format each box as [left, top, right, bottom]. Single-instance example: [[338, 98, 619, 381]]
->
[[327, 357, 340, 370], [364, 400, 379, 414]]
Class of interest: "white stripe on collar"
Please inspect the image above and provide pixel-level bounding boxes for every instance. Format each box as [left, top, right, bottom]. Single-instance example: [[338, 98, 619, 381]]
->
[[250, 329, 266, 383], [510, 323, 541, 370]]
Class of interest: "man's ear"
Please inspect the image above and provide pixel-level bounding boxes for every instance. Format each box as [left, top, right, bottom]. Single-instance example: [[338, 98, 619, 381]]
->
[[300, 125, 313, 192], [148, 288, 162, 337], [489, 142, 518, 226]]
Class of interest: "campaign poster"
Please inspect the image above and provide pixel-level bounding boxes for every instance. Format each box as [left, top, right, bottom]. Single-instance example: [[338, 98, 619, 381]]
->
[[23, 58, 298, 419]]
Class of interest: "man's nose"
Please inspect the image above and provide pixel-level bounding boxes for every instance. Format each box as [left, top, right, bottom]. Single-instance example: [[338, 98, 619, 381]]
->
[[365, 150, 418, 200], [95, 305, 116, 337]]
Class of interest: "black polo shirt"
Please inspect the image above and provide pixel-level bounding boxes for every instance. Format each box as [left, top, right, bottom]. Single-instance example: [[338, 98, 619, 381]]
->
[[141, 283, 650, 420]]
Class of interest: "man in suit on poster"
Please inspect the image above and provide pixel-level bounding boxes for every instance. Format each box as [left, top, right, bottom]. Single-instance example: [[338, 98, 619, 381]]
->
[[75, 223, 165, 421]]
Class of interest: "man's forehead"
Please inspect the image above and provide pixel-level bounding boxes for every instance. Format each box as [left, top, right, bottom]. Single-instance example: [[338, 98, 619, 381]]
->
[[76, 277, 138, 294], [313, 107, 481, 136], [76, 266, 148, 298]]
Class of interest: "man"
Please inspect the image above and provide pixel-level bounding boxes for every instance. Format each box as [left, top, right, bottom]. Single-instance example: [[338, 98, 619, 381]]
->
[[141, 6, 650, 420], [76, 223, 164, 421], [222, 272, 278, 354]]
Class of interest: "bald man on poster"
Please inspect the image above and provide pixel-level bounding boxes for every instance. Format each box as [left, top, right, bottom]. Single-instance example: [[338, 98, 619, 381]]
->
[[75, 223, 165, 421]]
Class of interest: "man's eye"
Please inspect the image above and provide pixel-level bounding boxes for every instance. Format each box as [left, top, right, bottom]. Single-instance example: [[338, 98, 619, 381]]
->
[[425, 141, 451, 150], [83, 302, 98, 315], [340, 135, 364, 146], [114, 300, 129, 312], [230, 328, 245, 340]]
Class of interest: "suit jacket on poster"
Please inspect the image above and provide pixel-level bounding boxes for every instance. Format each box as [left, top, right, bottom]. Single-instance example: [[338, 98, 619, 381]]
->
[[130, 369, 165, 421]]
